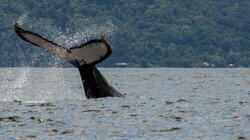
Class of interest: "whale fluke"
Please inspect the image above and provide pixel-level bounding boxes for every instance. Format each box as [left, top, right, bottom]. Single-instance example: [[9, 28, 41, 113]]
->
[[13, 22, 123, 99]]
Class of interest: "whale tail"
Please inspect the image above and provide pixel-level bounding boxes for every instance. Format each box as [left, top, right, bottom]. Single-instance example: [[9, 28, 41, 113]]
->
[[13, 22, 123, 98], [13, 22, 112, 67]]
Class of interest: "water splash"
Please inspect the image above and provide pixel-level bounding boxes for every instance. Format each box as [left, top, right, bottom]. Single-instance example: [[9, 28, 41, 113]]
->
[[5, 11, 116, 102], [53, 24, 116, 48], [12, 67, 31, 91], [15, 14, 116, 67], [23, 15, 116, 48], [0, 68, 85, 102], [17, 12, 29, 25], [0, 68, 31, 101], [11, 68, 31, 101]]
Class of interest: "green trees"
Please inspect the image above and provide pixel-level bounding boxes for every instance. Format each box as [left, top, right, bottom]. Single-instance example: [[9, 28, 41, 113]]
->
[[0, 0, 249, 67]]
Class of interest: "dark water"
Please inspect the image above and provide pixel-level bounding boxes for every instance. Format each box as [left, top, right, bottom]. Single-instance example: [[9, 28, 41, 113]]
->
[[0, 68, 249, 139]]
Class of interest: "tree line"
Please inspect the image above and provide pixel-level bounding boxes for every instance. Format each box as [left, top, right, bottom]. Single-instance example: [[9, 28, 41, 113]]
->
[[0, 0, 249, 67]]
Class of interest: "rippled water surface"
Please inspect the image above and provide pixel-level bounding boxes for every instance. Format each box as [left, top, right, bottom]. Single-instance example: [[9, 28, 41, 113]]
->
[[0, 68, 249, 139]]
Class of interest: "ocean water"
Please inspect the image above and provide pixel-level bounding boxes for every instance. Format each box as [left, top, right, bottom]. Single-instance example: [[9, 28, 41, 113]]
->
[[0, 68, 249, 139]]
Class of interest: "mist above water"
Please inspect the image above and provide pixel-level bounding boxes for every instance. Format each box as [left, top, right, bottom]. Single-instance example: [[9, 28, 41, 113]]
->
[[1, 0, 116, 67], [14, 12, 116, 66], [16, 13, 116, 48]]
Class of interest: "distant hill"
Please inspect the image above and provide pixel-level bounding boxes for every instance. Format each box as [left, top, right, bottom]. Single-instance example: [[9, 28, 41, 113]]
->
[[0, 0, 249, 67]]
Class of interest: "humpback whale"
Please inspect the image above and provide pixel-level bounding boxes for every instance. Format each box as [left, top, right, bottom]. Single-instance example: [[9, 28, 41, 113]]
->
[[13, 22, 123, 99]]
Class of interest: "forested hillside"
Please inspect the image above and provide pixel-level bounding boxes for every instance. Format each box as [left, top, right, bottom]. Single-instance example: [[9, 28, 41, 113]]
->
[[0, 0, 249, 67]]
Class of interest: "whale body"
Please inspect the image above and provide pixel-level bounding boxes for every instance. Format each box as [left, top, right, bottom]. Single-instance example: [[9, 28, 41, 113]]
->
[[13, 23, 123, 99]]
